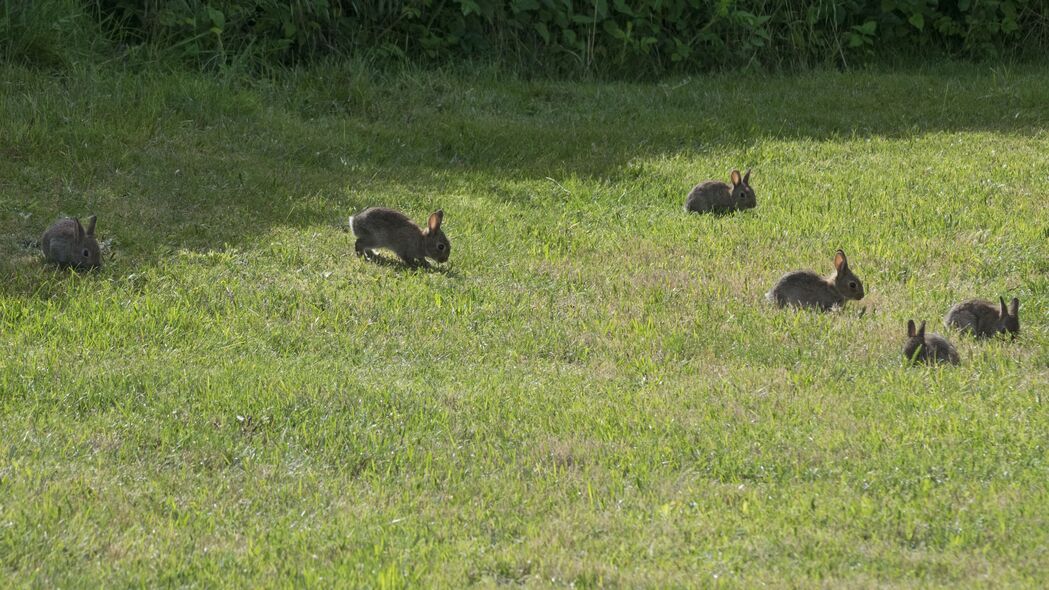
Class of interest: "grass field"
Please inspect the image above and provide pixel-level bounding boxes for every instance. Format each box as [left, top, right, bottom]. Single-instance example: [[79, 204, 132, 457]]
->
[[1, 61, 1048, 587]]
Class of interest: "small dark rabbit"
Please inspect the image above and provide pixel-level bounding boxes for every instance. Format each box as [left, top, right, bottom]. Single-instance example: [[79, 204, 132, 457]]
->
[[684, 169, 756, 213], [904, 320, 960, 365], [766, 249, 865, 311], [945, 297, 1019, 338], [41, 215, 101, 269], [349, 207, 450, 266]]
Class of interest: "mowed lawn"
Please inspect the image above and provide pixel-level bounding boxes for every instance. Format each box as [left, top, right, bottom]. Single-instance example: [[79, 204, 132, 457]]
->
[[1, 61, 1048, 587]]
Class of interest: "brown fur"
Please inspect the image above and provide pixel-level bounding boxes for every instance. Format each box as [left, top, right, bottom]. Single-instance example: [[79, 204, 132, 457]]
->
[[904, 320, 960, 365], [41, 216, 101, 269], [766, 249, 865, 311], [349, 207, 450, 266], [945, 297, 1019, 338]]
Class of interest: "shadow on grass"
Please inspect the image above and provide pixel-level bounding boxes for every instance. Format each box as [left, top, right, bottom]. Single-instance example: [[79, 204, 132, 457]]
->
[[357, 252, 457, 275], [1, 62, 1047, 295]]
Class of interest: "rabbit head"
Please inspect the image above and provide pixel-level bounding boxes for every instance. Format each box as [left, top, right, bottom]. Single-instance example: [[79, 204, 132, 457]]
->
[[730, 169, 756, 209], [422, 210, 450, 263], [907, 319, 925, 340], [998, 297, 1020, 336], [76, 216, 101, 268], [831, 249, 864, 300], [904, 319, 926, 361]]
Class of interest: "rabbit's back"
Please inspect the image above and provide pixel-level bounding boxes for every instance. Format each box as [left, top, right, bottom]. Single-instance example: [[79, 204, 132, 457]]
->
[[906, 334, 960, 365], [945, 299, 998, 336], [684, 181, 733, 213], [351, 207, 426, 259], [767, 271, 842, 310], [41, 219, 79, 265]]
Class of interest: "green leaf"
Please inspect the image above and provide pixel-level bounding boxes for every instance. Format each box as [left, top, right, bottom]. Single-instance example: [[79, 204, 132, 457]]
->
[[534, 21, 550, 43], [595, 0, 608, 19], [459, 0, 481, 16], [908, 12, 924, 30], [206, 6, 225, 29], [602, 19, 624, 39]]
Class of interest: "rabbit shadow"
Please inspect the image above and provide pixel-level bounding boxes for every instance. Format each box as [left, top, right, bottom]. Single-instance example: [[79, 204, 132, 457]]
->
[[358, 253, 457, 277], [685, 208, 753, 218]]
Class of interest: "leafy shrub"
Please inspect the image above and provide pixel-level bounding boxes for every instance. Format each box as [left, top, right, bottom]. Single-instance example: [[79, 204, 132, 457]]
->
[[20, 0, 1049, 73]]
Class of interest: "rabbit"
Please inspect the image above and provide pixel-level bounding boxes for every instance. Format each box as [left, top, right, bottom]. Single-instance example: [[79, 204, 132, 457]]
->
[[945, 297, 1019, 338], [766, 249, 865, 311], [41, 215, 101, 269], [684, 169, 756, 213], [349, 207, 450, 266], [904, 320, 960, 365]]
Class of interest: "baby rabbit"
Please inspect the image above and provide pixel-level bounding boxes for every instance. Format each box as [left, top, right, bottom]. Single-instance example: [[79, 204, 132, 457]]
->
[[41, 215, 101, 269], [684, 169, 755, 213], [945, 297, 1019, 338], [766, 249, 865, 311], [904, 320, 960, 365], [349, 207, 450, 266]]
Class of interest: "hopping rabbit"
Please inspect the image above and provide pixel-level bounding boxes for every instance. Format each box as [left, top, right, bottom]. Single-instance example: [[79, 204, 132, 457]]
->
[[349, 208, 450, 266]]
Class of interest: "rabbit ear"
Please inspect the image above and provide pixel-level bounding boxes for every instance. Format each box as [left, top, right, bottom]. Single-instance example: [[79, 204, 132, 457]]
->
[[999, 297, 1008, 317], [833, 249, 848, 272], [84, 215, 97, 236], [73, 218, 85, 240], [917, 321, 926, 338], [428, 210, 443, 232], [730, 169, 742, 186], [907, 320, 916, 338], [742, 169, 752, 185], [1009, 297, 1019, 316]]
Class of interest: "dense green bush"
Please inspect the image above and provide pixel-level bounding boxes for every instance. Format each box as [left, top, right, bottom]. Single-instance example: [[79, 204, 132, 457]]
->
[[7, 1, 1049, 73]]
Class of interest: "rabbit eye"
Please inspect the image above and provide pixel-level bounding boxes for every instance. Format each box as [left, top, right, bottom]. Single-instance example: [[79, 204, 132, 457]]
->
[[83, 249, 90, 257], [437, 243, 445, 251], [849, 281, 857, 289]]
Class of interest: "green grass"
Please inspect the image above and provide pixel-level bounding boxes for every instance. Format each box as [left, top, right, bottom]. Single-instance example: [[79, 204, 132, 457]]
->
[[1, 61, 1048, 587]]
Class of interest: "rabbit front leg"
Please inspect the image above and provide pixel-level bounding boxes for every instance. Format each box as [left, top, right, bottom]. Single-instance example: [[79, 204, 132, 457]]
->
[[354, 239, 380, 260]]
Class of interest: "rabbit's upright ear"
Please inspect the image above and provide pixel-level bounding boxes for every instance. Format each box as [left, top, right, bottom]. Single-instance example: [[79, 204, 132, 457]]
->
[[833, 249, 848, 272], [84, 215, 97, 236], [999, 297, 1008, 317], [73, 218, 85, 240], [428, 210, 444, 232], [1009, 297, 1019, 316], [742, 169, 752, 185], [917, 321, 927, 339], [907, 320, 916, 338], [730, 169, 742, 186]]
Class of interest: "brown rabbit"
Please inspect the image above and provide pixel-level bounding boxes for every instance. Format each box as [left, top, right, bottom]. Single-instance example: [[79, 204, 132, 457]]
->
[[904, 320, 960, 365], [766, 249, 865, 311], [41, 215, 101, 269], [349, 208, 450, 266], [945, 297, 1019, 338], [684, 169, 756, 213]]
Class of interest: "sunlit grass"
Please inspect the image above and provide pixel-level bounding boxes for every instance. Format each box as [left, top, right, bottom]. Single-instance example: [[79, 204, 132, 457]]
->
[[1, 61, 1047, 587]]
